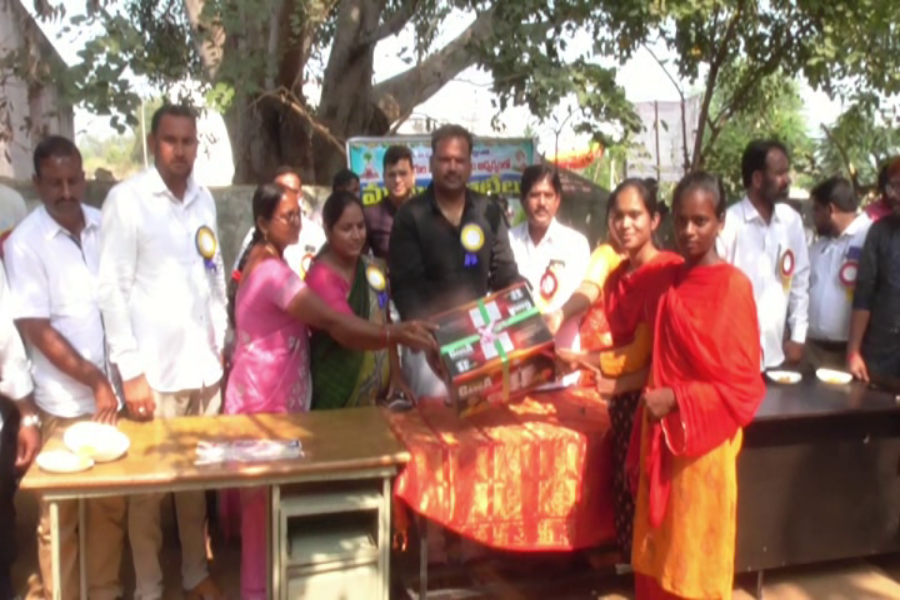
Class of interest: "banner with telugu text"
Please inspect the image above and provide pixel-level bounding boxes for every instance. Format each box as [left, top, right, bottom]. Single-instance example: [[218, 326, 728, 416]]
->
[[347, 136, 538, 206]]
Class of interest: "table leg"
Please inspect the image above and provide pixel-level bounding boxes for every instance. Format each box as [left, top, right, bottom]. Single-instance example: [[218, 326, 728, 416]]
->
[[380, 477, 391, 600], [49, 500, 61, 600], [418, 514, 428, 600], [265, 486, 271, 600], [270, 485, 280, 600], [78, 498, 86, 600]]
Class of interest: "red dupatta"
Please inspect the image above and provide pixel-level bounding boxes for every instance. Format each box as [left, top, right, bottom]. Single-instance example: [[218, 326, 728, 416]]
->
[[599, 251, 683, 349], [628, 262, 765, 527]]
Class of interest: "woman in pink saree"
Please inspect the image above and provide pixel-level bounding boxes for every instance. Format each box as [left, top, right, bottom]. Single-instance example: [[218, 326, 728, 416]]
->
[[223, 183, 435, 600]]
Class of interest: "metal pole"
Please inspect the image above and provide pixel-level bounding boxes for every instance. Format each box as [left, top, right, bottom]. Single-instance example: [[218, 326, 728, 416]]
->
[[681, 96, 690, 173]]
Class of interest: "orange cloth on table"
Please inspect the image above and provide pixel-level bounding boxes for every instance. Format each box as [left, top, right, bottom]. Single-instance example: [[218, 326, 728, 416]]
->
[[629, 263, 765, 599], [386, 389, 616, 551]]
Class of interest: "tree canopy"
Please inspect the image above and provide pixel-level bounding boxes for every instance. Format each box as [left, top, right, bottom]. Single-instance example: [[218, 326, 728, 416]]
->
[[593, 0, 900, 171], [814, 96, 900, 196], [23, 0, 643, 184], [11, 0, 900, 187], [701, 69, 811, 200]]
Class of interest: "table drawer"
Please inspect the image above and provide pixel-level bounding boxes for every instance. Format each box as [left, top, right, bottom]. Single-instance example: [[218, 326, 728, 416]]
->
[[286, 561, 378, 599], [286, 511, 379, 568]]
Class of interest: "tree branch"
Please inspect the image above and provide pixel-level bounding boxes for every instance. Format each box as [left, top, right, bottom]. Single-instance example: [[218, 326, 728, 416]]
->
[[708, 18, 815, 138], [690, 0, 744, 169], [265, 0, 286, 89], [642, 43, 684, 100], [253, 87, 345, 154], [371, 7, 495, 124], [357, 0, 422, 48], [183, 0, 226, 79], [642, 43, 692, 172], [820, 123, 861, 192]]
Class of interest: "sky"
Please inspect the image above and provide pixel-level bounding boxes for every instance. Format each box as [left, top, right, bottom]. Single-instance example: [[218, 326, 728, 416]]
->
[[28, 5, 846, 159]]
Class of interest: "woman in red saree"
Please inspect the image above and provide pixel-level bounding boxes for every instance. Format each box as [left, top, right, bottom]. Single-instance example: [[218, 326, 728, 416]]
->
[[555, 179, 682, 559], [630, 172, 765, 599]]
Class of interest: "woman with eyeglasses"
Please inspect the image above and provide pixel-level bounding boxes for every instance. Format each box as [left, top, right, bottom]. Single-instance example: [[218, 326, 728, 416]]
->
[[223, 183, 436, 600]]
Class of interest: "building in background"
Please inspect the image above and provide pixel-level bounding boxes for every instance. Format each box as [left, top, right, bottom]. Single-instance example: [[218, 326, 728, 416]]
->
[[0, 0, 75, 179], [626, 96, 701, 183]]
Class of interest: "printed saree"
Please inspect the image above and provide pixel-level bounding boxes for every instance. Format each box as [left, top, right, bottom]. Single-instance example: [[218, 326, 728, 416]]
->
[[308, 256, 390, 410]]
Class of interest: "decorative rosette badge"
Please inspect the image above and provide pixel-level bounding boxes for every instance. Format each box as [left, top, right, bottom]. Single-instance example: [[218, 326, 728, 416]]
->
[[366, 264, 388, 308], [779, 249, 795, 292], [540, 267, 558, 302], [300, 253, 314, 276], [460, 223, 484, 268], [195, 226, 218, 271], [839, 260, 858, 302]]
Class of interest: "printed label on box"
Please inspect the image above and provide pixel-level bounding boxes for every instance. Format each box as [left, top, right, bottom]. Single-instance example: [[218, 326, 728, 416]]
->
[[481, 331, 514, 360], [469, 301, 502, 328]]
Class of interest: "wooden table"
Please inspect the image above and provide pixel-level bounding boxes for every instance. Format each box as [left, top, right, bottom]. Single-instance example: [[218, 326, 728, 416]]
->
[[737, 376, 900, 595], [20, 407, 410, 600]]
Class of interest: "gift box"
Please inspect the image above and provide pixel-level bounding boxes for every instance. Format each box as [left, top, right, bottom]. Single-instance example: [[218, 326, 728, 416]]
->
[[432, 283, 556, 417]]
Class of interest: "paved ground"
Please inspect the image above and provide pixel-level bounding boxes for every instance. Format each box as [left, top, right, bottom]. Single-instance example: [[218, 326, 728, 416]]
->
[[12, 488, 900, 599]]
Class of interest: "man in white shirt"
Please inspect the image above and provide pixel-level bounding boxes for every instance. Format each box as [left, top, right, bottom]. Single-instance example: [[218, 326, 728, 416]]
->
[[4, 136, 125, 600], [0, 263, 36, 600], [232, 167, 326, 279], [98, 105, 227, 600], [807, 177, 873, 369], [717, 140, 810, 370], [509, 165, 590, 350]]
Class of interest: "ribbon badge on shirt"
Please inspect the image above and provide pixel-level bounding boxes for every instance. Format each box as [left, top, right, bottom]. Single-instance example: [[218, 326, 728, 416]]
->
[[195, 226, 218, 272], [460, 223, 484, 268], [539, 259, 565, 303], [300, 253, 314, 277], [366, 264, 388, 309], [779, 248, 795, 293], [839, 260, 859, 303]]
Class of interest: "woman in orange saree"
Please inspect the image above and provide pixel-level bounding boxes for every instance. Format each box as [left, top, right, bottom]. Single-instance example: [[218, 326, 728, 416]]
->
[[629, 172, 766, 599], [551, 179, 681, 559]]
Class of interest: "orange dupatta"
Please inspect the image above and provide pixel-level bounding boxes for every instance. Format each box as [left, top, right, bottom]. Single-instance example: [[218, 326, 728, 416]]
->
[[628, 263, 765, 527]]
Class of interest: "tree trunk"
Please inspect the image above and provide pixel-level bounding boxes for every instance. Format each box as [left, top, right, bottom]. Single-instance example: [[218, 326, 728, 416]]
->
[[310, 0, 386, 184], [224, 95, 315, 185], [187, 0, 492, 185]]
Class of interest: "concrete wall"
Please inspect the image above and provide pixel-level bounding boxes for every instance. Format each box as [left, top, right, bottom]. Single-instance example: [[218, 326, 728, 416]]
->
[[0, 0, 76, 179], [0, 176, 331, 271]]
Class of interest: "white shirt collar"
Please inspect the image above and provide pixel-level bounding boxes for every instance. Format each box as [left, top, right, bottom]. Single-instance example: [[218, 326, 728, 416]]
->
[[37, 204, 101, 241], [839, 212, 869, 238], [145, 166, 201, 206], [525, 218, 561, 248], [739, 196, 784, 224]]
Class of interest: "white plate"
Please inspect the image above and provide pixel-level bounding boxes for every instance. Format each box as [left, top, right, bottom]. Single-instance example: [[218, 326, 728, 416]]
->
[[36, 451, 94, 474], [64, 422, 130, 463], [816, 368, 853, 385], [766, 370, 802, 385]]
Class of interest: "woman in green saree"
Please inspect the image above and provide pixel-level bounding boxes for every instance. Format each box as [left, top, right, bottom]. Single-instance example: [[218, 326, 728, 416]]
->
[[306, 191, 416, 409]]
